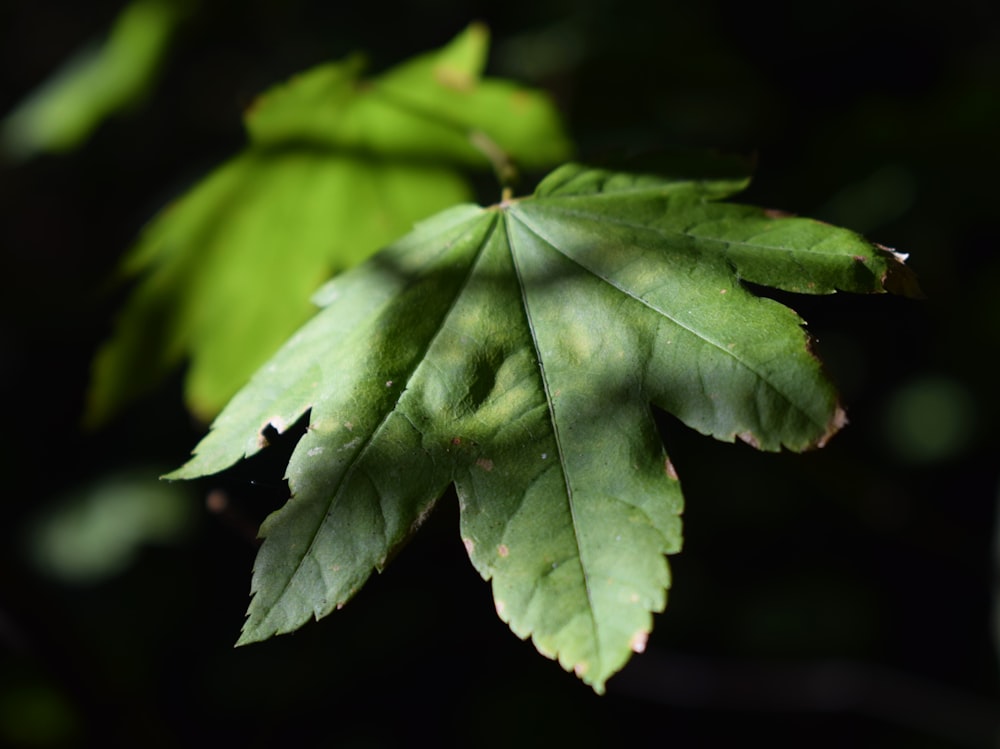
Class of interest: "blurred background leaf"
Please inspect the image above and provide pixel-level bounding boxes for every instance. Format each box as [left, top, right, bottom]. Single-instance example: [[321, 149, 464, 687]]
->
[[26, 470, 195, 584], [85, 23, 572, 425], [1, 0, 190, 161]]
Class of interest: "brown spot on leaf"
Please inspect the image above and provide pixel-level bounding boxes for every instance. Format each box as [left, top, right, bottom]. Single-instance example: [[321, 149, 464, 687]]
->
[[451, 437, 462, 446], [476, 457, 494, 471], [434, 64, 475, 92], [574, 662, 589, 677], [498, 544, 509, 558], [463, 538, 474, 555], [509, 90, 531, 111], [737, 431, 760, 449], [764, 208, 795, 219]]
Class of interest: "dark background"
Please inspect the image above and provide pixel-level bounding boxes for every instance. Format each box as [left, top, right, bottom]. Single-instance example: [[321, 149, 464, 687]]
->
[[2, 1, 999, 746]]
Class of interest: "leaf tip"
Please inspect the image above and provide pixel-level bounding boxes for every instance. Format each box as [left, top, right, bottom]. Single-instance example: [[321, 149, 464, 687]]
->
[[816, 406, 849, 449], [578, 663, 609, 695], [875, 243, 924, 299], [664, 457, 679, 480], [234, 626, 261, 648], [629, 630, 649, 654], [433, 23, 489, 92]]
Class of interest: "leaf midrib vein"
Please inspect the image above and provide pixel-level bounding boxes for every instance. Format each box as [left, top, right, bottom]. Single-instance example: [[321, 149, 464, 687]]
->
[[502, 210, 603, 670], [538, 182, 737, 203]]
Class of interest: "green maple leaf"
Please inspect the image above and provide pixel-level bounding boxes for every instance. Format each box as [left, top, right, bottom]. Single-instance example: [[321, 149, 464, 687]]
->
[[86, 24, 571, 424], [168, 162, 917, 692]]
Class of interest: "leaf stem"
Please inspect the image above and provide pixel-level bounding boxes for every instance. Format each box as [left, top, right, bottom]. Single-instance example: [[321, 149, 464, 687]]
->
[[470, 129, 519, 194]]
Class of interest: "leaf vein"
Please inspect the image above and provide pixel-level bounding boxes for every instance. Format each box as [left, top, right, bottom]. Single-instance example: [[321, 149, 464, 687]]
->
[[540, 200, 859, 259]]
